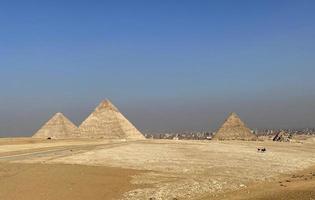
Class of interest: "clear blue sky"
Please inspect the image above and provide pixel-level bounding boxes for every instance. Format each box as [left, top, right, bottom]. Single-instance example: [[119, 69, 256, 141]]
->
[[0, 0, 315, 136]]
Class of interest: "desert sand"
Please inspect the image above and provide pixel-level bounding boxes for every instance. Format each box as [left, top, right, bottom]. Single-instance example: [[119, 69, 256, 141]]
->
[[0, 138, 315, 200], [0, 162, 140, 200], [210, 165, 315, 200]]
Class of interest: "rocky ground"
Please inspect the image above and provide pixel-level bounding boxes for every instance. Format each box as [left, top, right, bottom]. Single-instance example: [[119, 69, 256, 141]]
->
[[210, 165, 315, 200], [0, 138, 315, 200]]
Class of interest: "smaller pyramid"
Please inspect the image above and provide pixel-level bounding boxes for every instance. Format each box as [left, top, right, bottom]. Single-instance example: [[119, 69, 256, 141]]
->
[[273, 131, 291, 142], [213, 112, 257, 141], [79, 100, 145, 140], [32, 112, 79, 139]]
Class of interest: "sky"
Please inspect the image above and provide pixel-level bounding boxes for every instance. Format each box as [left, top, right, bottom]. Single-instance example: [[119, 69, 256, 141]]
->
[[0, 0, 315, 136]]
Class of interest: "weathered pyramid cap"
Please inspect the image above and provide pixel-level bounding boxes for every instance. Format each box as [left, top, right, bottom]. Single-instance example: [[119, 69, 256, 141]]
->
[[230, 112, 238, 117], [223, 112, 246, 127], [96, 99, 119, 112], [48, 112, 68, 121], [55, 112, 64, 116]]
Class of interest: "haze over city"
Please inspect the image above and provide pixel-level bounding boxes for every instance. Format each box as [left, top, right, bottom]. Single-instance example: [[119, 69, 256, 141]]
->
[[0, 0, 315, 136]]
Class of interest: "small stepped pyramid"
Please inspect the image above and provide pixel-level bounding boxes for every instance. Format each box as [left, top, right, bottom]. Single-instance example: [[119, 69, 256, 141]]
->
[[79, 100, 145, 140], [213, 112, 257, 141], [32, 112, 79, 139]]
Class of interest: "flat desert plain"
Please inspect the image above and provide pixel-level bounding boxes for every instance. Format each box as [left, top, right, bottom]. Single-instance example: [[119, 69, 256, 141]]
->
[[0, 138, 315, 200]]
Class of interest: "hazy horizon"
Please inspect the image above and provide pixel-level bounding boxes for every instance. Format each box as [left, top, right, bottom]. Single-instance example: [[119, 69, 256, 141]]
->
[[0, 1, 315, 136]]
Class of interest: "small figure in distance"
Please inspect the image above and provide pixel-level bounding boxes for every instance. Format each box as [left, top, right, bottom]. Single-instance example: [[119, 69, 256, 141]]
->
[[257, 147, 266, 153]]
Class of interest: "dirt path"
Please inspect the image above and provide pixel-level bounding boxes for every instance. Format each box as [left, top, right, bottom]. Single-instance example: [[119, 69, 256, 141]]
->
[[0, 142, 129, 162], [0, 162, 143, 200]]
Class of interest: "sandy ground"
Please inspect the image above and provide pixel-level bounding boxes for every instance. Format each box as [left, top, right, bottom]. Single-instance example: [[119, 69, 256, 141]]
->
[[0, 162, 141, 200], [0, 138, 315, 200], [210, 165, 315, 200]]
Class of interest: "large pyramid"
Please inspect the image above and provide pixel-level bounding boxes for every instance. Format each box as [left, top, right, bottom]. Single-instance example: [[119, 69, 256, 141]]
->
[[32, 112, 79, 139], [213, 112, 257, 141], [79, 100, 145, 140]]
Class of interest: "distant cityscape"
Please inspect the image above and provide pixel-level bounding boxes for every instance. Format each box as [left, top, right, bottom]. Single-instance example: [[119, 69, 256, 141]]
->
[[144, 128, 315, 140]]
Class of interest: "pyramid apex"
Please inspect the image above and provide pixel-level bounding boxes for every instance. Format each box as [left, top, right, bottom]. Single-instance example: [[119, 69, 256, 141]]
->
[[229, 112, 239, 117], [96, 99, 119, 111], [52, 112, 65, 118], [225, 112, 243, 123], [103, 99, 112, 104]]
